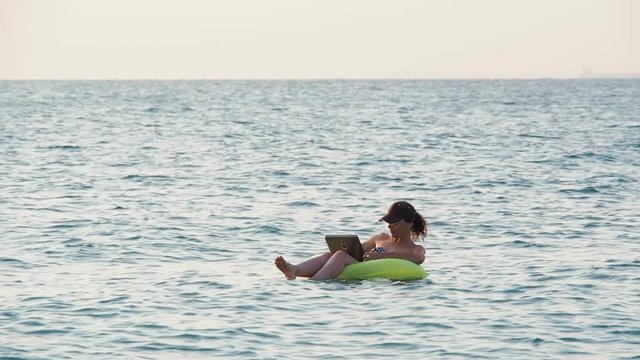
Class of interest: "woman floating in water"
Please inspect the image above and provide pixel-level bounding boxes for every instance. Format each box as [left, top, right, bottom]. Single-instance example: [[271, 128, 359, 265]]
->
[[275, 201, 427, 280]]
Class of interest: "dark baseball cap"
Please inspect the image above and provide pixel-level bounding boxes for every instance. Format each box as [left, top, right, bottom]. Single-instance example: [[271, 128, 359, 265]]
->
[[379, 201, 416, 224]]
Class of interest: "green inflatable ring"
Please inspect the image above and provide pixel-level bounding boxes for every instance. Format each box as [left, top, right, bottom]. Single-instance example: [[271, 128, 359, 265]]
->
[[337, 259, 427, 280]]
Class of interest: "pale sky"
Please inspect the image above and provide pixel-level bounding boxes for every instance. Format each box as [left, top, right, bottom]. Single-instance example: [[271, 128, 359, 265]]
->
[[1, 0, 638, 79]]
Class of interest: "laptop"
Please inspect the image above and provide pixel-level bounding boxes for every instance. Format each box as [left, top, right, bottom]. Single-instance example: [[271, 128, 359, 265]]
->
[[325, 235, 364, 262]]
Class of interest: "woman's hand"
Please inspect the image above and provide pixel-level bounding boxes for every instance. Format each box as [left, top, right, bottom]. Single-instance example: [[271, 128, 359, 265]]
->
[[363, 251, 384, 261], [363, 246, 386, 261]]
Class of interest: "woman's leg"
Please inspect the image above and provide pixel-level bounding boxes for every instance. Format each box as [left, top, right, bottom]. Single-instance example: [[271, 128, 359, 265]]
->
[[275, 252, 332, 279], [310, 250, 359, 280]]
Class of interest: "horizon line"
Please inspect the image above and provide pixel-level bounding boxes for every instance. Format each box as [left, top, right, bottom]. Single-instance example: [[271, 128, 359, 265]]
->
[[2, 76, 639, 81]]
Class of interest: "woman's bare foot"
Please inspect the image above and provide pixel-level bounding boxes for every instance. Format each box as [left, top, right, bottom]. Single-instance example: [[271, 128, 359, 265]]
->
[[275, 256, 298, 280]]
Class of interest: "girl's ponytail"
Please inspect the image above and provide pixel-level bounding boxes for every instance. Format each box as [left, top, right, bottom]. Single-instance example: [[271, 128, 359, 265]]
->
[[411, 212, 428, 240]]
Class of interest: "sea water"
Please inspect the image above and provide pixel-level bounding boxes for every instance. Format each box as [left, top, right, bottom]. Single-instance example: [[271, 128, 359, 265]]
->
[[1, 80, 638, 359]]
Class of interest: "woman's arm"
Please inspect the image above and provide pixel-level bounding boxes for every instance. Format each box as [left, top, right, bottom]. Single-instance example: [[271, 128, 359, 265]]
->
[[364, 245, 425, 264], [361, 232, 389, 253]]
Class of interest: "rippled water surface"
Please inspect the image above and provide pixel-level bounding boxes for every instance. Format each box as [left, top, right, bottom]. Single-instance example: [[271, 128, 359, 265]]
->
[[1, 80, 639, 359]]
